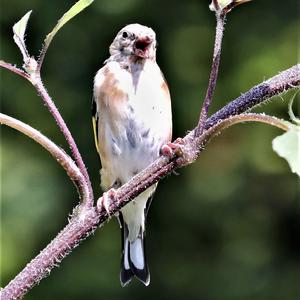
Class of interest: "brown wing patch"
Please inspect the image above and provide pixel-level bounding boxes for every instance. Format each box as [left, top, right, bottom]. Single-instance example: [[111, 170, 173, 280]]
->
[[160, 70, 170, 94], [161, 80, 170, 97], [94, 65, 128, 161], [96, 68, 127, 106], [161, 78, 169, 91]]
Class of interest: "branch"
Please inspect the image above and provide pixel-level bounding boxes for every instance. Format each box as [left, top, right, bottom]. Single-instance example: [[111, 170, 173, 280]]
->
[[205, 64, 300, 129], [195, 11, 225, 136], [31, 75, 93, 206], [1, 1, 95, 206], [196, 0, 253, 137], [0, 60, 30, 80], [194, 112, 289, 147], [0, 206, 99, 300], [223, 113, 289, 131], [0, 61, 94, 207], [0, 113, 89, 203], [1, 65, 298, 300]]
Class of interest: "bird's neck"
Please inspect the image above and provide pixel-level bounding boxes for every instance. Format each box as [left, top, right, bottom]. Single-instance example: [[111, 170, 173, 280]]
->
[[106, 53, 155, 68]]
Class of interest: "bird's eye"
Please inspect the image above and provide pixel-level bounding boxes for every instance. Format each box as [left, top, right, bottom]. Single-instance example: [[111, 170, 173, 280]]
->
[[122, 31, 129, 39]]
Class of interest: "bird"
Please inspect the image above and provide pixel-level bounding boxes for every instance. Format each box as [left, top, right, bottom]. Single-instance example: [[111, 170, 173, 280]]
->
[[92, 23, 172, 287]]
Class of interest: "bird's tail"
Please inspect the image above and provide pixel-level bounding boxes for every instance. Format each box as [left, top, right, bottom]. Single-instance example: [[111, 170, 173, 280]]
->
[[119, 216, 150, 287]]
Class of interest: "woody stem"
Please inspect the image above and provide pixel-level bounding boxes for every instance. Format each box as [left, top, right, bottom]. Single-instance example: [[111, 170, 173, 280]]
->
[[195, 12, 225, 137]]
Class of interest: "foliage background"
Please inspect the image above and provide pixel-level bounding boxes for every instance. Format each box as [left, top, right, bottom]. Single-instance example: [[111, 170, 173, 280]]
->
[[1, 0, 299, 299]]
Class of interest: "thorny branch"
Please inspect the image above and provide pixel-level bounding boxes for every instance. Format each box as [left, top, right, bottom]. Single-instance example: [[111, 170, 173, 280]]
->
[[205, 64, 300, 128]]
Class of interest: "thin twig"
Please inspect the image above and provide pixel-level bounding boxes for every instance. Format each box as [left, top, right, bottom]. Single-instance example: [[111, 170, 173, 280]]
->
[[0, 60, 30, 80], [195, 13, 225, 137], [229, 113, 289, 131], [0, 113, 89, 202], [194, 113, 289, 148]]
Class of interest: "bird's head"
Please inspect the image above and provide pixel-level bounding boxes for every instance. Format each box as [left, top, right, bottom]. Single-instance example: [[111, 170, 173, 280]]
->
[[109, 24, 157, 60]]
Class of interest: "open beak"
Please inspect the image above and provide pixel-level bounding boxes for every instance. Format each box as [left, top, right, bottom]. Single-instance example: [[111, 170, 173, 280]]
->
[[134, 36, 153, 58]]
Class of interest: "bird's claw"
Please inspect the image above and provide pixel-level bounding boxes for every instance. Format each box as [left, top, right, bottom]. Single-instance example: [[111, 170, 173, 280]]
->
[[97, 188, 117, 216], [161, 138, 185, 158]]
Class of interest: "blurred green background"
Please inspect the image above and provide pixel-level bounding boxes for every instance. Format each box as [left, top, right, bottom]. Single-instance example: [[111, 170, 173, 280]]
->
[[1, 0, 299, 299]]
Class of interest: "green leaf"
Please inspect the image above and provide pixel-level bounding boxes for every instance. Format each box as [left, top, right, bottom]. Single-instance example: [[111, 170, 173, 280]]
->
[[13, 10, 32, 62], [44, 0, 94, 49], [272, 126, 300, 176]]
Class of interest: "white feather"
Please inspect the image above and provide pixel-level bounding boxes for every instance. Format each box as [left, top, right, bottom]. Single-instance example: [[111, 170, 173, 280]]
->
[[130, 238, 144, 269], [123, 237, 130, 270]]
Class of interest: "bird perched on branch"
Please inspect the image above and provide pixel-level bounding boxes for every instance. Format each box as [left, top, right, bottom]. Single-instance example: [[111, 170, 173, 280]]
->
[[92, 23, 172, 286]]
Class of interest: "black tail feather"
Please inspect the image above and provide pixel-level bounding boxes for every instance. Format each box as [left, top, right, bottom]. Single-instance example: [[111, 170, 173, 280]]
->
[[120, 216, 134, 287], [119, 214, 150, 287]]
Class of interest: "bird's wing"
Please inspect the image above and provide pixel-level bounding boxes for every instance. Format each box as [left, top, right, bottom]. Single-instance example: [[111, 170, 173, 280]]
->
[[93, 62, 129, 146]]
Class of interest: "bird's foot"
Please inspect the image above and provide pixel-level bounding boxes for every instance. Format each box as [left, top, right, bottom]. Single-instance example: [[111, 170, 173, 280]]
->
[[97, 188, 117, 216], [161, 138, 185, 158]]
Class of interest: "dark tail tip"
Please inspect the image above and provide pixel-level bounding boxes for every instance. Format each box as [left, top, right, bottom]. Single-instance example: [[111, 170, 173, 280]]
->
[[120, 266, 134, 287], [120, 260, 150, 287], [120, 240, 150, 287], [130, 259, 150, 286]]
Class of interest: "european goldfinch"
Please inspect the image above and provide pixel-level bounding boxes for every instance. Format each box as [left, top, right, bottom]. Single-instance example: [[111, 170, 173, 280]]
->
[[92, 23, 172, 286]]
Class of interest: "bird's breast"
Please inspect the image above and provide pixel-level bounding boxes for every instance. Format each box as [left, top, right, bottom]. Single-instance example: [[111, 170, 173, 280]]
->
[[97, 60, 172, 185]]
